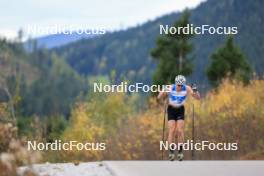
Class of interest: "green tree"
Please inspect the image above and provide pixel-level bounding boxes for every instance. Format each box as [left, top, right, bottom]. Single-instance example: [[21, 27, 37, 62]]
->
[[151, 10, 194, 85], [207, 36, 252, 87], [20, 52, 86, 116]]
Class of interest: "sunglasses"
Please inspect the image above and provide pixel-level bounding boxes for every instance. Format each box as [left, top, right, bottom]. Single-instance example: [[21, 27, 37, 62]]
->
[[177, 84, 182, 87]]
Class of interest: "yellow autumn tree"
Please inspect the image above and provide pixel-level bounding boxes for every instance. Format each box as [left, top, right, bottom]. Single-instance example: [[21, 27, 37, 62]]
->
[[44, 79, 264, 162], [50, 92, 136, 162], [184, 79, 264, 159]]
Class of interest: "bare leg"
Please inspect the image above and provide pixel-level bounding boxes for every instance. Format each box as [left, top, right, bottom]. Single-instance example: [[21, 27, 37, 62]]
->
[[168, 120, 177, 145], [176, 120, 185, 161], [177, 120, 185, 144], [168, 120, 177, 161]]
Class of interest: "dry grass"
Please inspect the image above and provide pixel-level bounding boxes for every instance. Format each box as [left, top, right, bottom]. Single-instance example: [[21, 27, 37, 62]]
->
[[0, 123, 41, 176]]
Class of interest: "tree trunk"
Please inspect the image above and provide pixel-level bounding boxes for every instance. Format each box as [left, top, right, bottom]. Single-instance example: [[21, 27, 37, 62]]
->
[[4, 87, 16, 122]]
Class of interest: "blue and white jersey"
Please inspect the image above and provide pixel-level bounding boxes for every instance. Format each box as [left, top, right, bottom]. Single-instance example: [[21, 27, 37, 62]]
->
[[169, 84, 187, 107]]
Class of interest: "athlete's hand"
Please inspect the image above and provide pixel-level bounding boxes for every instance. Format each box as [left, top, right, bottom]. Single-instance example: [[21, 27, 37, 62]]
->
[[191, 83, 198, 92], [190, 84, 201, 100]]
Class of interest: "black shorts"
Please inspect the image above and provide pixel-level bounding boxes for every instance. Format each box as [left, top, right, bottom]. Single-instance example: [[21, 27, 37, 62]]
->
[[167, 105, 185, 121]]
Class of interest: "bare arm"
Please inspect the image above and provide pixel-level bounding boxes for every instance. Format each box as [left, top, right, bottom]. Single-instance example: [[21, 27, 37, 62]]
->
[[157, 91, 166, 100], [187, 85, 201, 100], [157, 85, 171, 101]]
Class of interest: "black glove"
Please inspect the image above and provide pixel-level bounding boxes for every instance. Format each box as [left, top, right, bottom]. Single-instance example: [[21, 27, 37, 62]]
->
[[191, 83, 198, 92]]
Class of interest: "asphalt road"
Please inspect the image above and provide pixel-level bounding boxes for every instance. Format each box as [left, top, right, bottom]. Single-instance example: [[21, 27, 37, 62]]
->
[[103, 161, 264, 176], [19, 161, 264, 176]]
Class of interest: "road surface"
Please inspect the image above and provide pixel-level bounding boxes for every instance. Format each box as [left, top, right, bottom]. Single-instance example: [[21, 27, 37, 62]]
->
[[19, 161, 264, 176]]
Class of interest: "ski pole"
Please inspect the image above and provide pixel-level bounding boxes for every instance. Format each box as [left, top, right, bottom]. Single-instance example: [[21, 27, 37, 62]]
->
[[190, 83, 197, 160], [161, 101, 167, 160], [192, 102, 195, 160]]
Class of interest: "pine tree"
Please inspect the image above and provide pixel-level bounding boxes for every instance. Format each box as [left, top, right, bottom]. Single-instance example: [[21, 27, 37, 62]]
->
[[151, 10, 194, 85], [207, 36, 252, 87]]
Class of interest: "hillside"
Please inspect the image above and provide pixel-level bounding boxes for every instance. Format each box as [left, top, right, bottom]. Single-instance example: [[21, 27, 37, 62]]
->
[[0, 39, 86, 117], [53, 0, 264, 87], [25, 32, 99, 49]]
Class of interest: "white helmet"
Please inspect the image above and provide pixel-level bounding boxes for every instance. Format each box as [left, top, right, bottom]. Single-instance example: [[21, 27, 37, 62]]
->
[[175, 75, 186, 85]]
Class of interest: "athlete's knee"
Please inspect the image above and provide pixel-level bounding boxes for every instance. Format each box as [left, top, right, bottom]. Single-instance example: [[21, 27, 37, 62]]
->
[[177, 128, 184, 136], [169, 127, 176, 134], [168, 125, 176, 134]]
